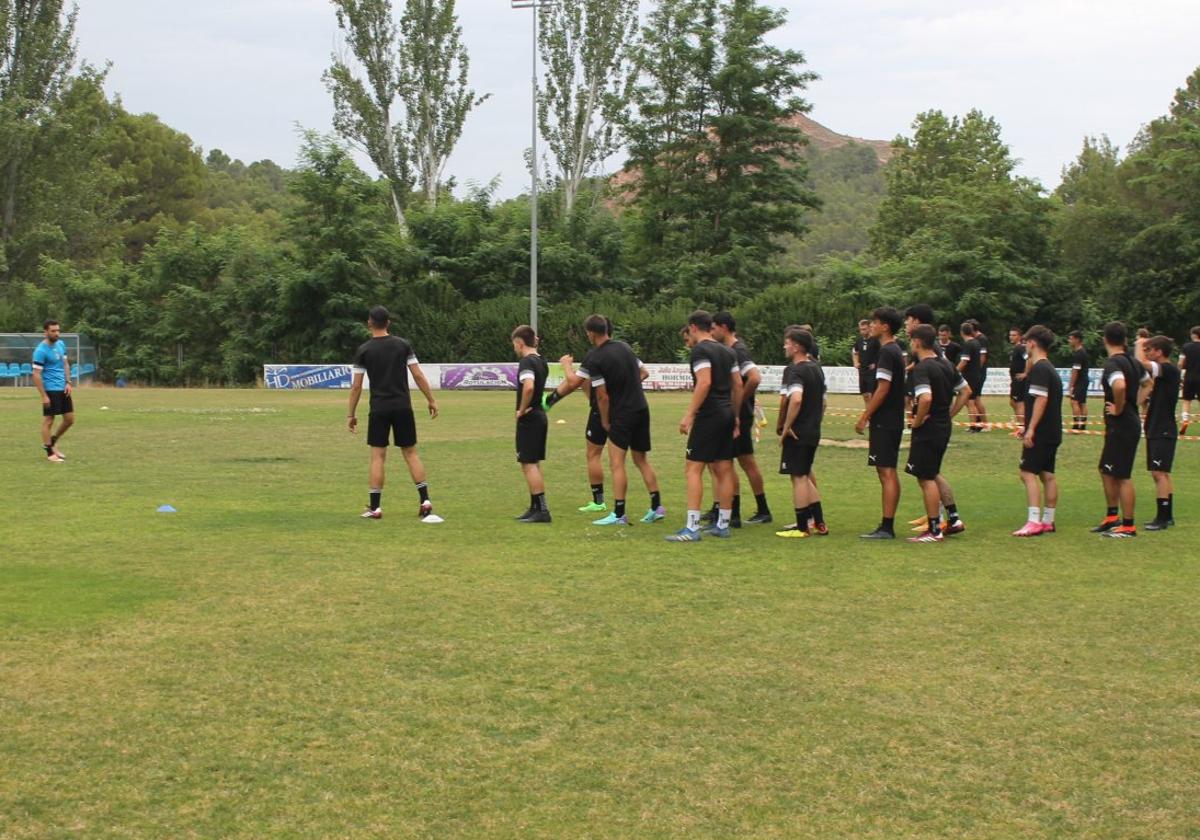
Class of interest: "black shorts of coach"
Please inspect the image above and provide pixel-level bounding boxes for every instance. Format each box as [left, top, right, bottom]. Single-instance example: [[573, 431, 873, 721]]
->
[[1099, 420, 1140, 480], [858, 374, 874, 396], [1071, 385, 1088, 404], [687, 408, 734, 463], [609, 407, 652, 453], [367, 408, 417, 448], [42, 391, 74, 417], [867, 422, 903, 469], [1009, 380, 1028, 402], [1146, 437, 1176, 473], [905, 427, 949, 480], [1184, 381, 1200, 401], [779, 439, 816, 477], [516, 411, 548, 463], [967, 376, 986, 399], [732, 404, 755, 457], [1020, 440, 1059, 475], [585, 408, 608, 447]]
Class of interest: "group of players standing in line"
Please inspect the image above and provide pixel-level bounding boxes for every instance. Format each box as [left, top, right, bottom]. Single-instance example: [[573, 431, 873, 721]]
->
[[347, 304, 1196, 541]]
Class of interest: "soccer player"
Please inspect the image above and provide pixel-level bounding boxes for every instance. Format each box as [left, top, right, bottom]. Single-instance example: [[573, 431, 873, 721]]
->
[[905, 324, 967, 543], [31, 318, 74, 462], [937, 325, 962, 366], [567, 314, 664, 526], [1008, 326, 1028, 426], [1179, 326, 1200, 434], [855, 306, 906, 539], [666, 310, 743, 542], [775, 327, 825, 539], [709, 312, 771, 525], [1012, 326, 1063, 537], [1091, 321, 1146, 538], [857, 319, 879, 406], [958, 321, 987, 432], [347, 305, 441, 522], [852, 318, 870, 402], [1135, 335, 1180, 530], [1067, 330, 1090, 431], [512, 325, 551, 523]]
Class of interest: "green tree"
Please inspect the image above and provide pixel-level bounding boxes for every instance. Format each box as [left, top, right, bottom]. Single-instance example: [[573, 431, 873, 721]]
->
[[0, 0, 78, 275], [537, 0, 639, 214]]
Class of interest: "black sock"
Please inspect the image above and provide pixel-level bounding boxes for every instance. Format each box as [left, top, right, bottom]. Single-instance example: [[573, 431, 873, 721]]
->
[[754, 493, 768, 514], [1107, 506, 1118, 518], [795, 506, 810, 532], [811, 501, 824, 525], [945, 503, 959, 522], [708, 502, 719, 515], [929, 514, 941, 534], [881, 516, 895, 533], [1121, 518, 1133, 528], [1169, 493, 1174, 520], [591, 484, 604, 504], [369, 490, 381, 511], [534, 493, 547, 512], [732, 495, 741, 517], [44, 444, 53, 455], [50, 434, 58, 446], [416, 482, 430, 504], [615, 499, 626, 518], [650, 491, 661, 510], [529, 493, 538, 510], [1157, 498, 1170, 521]]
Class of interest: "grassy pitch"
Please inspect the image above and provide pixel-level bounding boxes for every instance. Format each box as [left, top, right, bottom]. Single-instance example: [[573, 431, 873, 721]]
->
[[2, 387, 1197, 838]]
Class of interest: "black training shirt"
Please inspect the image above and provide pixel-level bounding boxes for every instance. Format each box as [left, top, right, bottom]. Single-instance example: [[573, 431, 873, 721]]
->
[[961, 338, 982, 381], [1101, 353, 1144, 428], [939, 339, 962, 366], [690, 339, 736, 415], [1145, 360, 1180, 439], [1181, 341, 1200, 383], [781, 359, 825, 445], [1070, 348, 1090, 389], [516, 353, 548, 412], [1009, 343, 1027, 377], [731, 338, 758, 408], [1024, 359, 1063, 445], [353, 335, 417, 412], [872, 341, 907, 429], [909, 355, 956, 439], [579, 339, 648, 418]]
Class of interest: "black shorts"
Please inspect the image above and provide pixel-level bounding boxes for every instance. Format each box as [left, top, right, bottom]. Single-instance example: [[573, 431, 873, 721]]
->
[[585, 409, 607, 447], [867, 424, 903, 469], [1099, 426, 1140, 479], [733, 405, 754, 457], [687, 409, 734, 463], [1146, 437, 1177, 473], [858, 375, 874, 396], [967, 376, 986, 399], [516, 411, 548, 463], [609, 407, 651, 453], [1010, 379, 1027, 402], [367, 408, 417, 448], [905, 432, 949, 480], [779, 440, 817, 476], [1183, 381, 1200, 401], [1071, 386, 1088, 404], [42, 391, 74, 417], [1020, 440, 1059, 475]]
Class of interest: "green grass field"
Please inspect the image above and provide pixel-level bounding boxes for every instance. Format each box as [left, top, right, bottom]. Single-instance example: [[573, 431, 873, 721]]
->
[[2, 387, 1198, 838]]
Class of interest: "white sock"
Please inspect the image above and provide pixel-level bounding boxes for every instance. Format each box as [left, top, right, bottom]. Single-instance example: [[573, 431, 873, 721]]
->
[[1184, 411, 1191, 422], [717, 508, 732, 529], [1028, 506, 1040, 524], [686, 509, 701, 531], [1041, 507, 1056, 524]]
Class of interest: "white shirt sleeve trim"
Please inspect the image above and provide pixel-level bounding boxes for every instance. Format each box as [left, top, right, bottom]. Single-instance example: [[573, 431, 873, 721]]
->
[[1150, 361, 1161, 379], [739, 361, 757, 375], [637, 360, 645, 368], [876, 368, 893, 382], [407, 355, 419, 365], [352, 366, 366, 375], [954, 378, 969, 393], [1028, 385, 1049, 397], [692, 360, 712, 373], [1107, 370, 1123, 386], [1072, 363, 1081, 370], [913, 384, 931, 397], [32, 362, 44, 370], [590, 377, 606, 387], [577, 367, 592, 380], [519, 370, 535, 382]]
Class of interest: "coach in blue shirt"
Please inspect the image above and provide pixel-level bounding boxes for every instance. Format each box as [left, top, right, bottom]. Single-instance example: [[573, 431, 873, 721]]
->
[[32, 318, 74, 462]]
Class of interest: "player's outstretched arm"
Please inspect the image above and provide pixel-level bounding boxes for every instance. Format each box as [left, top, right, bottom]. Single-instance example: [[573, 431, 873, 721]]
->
[[410, 364, 438, 419], [347, 372, 365, 432]]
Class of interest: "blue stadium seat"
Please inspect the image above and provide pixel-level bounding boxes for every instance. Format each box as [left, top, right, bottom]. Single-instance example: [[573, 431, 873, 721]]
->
[[1, 363, 16, 384], [19, 363, 32, 384]]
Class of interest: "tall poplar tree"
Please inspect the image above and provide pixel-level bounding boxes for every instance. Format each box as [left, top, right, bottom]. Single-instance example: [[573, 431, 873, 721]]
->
[[536, 0, 639, 214]]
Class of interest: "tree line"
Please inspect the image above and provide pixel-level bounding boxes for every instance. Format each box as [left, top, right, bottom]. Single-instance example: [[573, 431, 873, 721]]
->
[[1, 1, 1197, 383]]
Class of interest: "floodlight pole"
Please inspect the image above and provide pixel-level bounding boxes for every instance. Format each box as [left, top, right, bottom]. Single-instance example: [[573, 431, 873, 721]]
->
[[512, 0, 548, 334]]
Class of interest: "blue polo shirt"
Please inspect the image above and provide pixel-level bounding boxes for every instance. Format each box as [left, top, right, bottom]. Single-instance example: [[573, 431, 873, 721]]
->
[[32, 340, 69, 391]]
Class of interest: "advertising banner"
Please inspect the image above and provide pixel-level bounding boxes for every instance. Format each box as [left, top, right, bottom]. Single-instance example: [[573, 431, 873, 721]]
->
[[264, 364, 357, 390], [439, 363, 517, 390]]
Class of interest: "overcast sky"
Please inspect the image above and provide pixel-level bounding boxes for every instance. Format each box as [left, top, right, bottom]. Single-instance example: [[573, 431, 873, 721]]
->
[[76, 0, 1199, 197]]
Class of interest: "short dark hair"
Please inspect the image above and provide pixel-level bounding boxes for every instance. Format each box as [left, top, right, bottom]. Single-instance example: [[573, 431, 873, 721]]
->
[[1146, 335, 1174, 356], [1191, 326, 1200, 339], [1023, 325, 1055, 351], [1068, 330, 1083, 341], [368, 306, 389, 328], [967, 318, 982, 330], [871, 307, 902, 335], [1103, 321, 1127, 347], [713, 311, 736, 331], [937, 324, 951, 333], [511, 324, 538, 347], [858, 319, 869, 327], [909, 324, 936, 349], [799, 323, 814, 332], [584, 314, 608, 335], [1009, 325, 1023, 334], [1136, 327, 1151, 339], [43, 318, 59, 331], [960, 321, 976, 337], [904, 304, 934, 325], [785, 327, 814, 354], [688, 310, 713, 332]]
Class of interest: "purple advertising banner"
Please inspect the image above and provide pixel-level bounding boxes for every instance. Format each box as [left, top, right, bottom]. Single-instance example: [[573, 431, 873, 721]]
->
[[440, 363, 518, 390]]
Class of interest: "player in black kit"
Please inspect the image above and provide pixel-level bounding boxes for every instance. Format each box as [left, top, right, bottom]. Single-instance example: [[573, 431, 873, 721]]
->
[[512, 325, 551, 522], [1067, 330, 1090, 431], [1093, 322, 1148, 538], [958, 321, 988, 432], [1136, 334, 1180, 530], [855, 307, 906, 539], [1012, 326, 1063, 537], [1179, 326, 1200, 434], [853, 319, 874, 405], [710, 312, 771, 525], [776, 327, 826, 539], [1008, 326, 1028, 426]]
